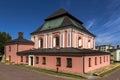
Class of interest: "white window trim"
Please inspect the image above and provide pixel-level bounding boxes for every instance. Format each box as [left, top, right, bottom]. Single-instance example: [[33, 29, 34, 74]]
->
[[38, 39, 41, 48], [63, 32, 64, 47], [78, 38, 82, 47], [51, 34, 52, 48], [88, 40, 91, 48], [53, 37, 56, 47]]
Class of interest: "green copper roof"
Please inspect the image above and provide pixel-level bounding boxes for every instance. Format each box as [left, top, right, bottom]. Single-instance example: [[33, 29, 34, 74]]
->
[[31, 9, 95, 37], [40, 17, 64, 31], [70, 18, 83, 29]]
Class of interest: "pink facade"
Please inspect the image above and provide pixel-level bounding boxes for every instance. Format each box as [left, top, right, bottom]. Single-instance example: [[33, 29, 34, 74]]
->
[[5, 44, 33, 64], [31, 27, 95, 49], [5, 9, 110, 74], [18, 54, 110, 73]]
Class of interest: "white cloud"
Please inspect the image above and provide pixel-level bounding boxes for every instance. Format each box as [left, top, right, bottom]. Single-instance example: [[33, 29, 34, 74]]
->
[[85, 19, 95, 29]]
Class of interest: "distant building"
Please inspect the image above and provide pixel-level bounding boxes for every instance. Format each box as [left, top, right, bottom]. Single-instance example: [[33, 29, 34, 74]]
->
[[96, 45, 114, 52], [5, 9, 110, 74], [5, 32, 34, 63], [108, 45, 120, 63]]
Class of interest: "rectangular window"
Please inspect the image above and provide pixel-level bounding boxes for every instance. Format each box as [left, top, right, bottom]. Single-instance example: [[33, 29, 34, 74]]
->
[[67, 58, 72, 68], [104, 56, 105, 62], [56, 58, 61, 66], [9, 46, 11, 52], [26, 56, 28, 63], [36, 56, 39, 64], [107, 56, 108, 62], [89, 58, 91, 67], [100, 57, 102, 64], [21, 56, 23, 62], [95, 57, 97, 65], [42, 57, 46, 65]]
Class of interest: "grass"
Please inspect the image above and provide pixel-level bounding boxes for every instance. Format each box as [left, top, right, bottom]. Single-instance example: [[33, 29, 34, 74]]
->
[[99, 64, 120, 77], [13, 64, 86, 80]]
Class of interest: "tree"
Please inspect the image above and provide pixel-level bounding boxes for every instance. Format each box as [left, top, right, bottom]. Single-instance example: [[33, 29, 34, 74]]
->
[[0, 32, 12, 55]]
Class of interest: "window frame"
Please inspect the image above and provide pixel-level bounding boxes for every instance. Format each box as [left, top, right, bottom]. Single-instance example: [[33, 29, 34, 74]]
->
[[78, 37, 82, 47], [56, 58, 61, 66], [9, 46, 11, 52], [53, 36, 60, 47], [95, 57, 97, 65], [26, 56, 28, 63], [21, 56, 23, 62], [100, 57, 102, 64], [88, 58, 91, 67], [42, 57, 46, 65], [66, 58, 72, 68], [36, 56, 39, 64], [39, 38, 43, 48]]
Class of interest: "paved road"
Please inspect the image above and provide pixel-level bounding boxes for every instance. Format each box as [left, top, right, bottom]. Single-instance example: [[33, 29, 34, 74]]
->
[[97, 69, 120, 80], [0, 64, 69, 80]]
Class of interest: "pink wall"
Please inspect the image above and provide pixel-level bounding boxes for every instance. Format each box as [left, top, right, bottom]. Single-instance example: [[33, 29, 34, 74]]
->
[[18, 54, 110, 74], [5, 44, 34, 64], [31, 27, 95, 50], [19, 55, 83, 74], [84, 55, 110, 72], [5, 44, 18, 63]]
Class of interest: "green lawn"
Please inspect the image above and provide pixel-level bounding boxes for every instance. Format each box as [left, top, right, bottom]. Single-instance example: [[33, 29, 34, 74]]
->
[[14, 64, 86, 80]]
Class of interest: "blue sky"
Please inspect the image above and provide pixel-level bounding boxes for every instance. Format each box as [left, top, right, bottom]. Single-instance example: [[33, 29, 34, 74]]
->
[[0, 0, 120, 46]]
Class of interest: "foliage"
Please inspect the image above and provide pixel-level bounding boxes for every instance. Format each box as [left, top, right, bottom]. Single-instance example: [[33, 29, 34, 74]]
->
[[0, 32, 11, 55]]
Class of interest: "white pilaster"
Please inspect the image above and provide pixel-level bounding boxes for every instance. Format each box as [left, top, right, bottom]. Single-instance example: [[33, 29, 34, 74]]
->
[[70, 31, 72, 47], [38, 39, 41, 48], [63, 32, 64, 48], [51, 34, 52, 48], [46, 34, 48, 48]]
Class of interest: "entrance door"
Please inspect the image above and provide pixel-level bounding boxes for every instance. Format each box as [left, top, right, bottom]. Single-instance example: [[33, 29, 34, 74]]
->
[[30, 56, 33, 66], [29, 55, 34, 66]]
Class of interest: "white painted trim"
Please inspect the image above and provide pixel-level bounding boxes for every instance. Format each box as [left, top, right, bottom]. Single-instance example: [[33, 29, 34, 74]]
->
[[60, 33, 62, 47], [63, 32, 64, 47], [53, 37, 56, 47], [38, 39, 41, 48], [44, 34, 46, 48], [51, 34, 52, 48], [70, 31, 72, 47], [29, 55, 34, 66], [46, 35, 47, 48], [82, 36, 84, 48], [67, 32, 68, 47]]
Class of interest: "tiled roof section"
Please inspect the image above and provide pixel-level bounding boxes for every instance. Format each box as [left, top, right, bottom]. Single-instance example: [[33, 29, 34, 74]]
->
[[5, 38, 34, 45], [17, 48, 110, 56], [45, 8, 83, 24]]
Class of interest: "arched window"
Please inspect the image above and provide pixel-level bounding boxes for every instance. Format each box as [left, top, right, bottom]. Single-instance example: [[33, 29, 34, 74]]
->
[[78, 37, 82, 47], [39, 38, 43, 48], [88, 40, 91, 48], [53, 36, 60, 47]]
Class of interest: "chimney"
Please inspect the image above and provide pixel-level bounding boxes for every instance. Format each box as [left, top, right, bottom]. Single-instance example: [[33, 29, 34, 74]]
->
[[18, 32, 23, 39]]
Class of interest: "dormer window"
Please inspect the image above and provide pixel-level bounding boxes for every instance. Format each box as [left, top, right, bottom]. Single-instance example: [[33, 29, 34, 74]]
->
[[38, 38, 43, 48], [78, 37, 82, 47], [88, 40, 91, 49], [53, 36, 59, 47]]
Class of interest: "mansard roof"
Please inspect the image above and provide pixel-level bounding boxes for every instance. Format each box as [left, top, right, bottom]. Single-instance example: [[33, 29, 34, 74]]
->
[[17, 47, 109, 56], [31, 8, 95, 37], [5, 32, 34, 45]]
